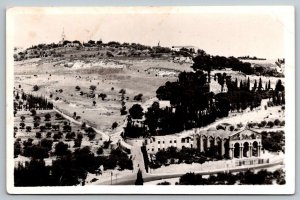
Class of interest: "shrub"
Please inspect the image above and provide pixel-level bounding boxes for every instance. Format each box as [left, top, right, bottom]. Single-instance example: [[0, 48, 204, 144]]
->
[[274, 119, 281, 126], [112, 122, 118, 129], [73, 139, 82, 148], [88, 132, 96, 141], [44, 113, 51, 121], [75, 86, 81, 91], [157, 181, 171, 185], [46, 132, 52, 138], [267, 121, 274, 128], [97, 147, 103, 155], [35, 132, 42, 139], [25, 126, 32, 132], [30, 109, 36, 116], [54, 142, 69, 156], [261, 120, 267, 127], [133, 93, 143, 101], [40, 139, 53, 151], [19, 122, 25, 129], [33, 85, 39, 91]]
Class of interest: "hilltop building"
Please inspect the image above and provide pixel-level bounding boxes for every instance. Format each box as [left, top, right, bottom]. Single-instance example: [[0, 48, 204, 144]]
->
[[171, 45, 198, 52]]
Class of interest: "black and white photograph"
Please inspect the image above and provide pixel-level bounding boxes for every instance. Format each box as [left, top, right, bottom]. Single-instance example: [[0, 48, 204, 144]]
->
[[6, 6, 295, 194]]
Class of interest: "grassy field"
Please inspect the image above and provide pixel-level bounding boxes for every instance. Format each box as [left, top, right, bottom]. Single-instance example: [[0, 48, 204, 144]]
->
[[14, 57, 191, 134]]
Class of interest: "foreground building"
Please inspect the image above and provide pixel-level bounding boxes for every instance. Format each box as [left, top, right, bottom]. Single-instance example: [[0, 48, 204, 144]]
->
[[144, 127, 262, 160]]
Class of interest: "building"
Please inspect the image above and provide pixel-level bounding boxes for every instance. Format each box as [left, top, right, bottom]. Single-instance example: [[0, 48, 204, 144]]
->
[[144, 127, 262, 160], [171, 45, 198, 52]]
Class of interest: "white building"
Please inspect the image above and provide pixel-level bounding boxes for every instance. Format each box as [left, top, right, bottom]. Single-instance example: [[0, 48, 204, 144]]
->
[[171, 45, 198, 52]]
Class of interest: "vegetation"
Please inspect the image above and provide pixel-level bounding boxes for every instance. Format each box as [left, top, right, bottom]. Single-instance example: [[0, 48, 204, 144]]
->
[[149, 147, 207, 169], [178, 169, 285, 185], [135, 169, 144, 185]]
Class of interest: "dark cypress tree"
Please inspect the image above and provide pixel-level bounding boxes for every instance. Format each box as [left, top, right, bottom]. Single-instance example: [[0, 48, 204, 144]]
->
[[253, 80, 257, 91], [247, 77, 250, 91], [239, 80, 243, 90], [235, 78, 238, 88], [135, 169, 143, 185], [265, 82, 268, 90], [268, 80, 271, 89], [258, 78, 262, 91]]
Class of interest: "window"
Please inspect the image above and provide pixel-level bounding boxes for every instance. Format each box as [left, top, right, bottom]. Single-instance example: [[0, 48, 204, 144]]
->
[[170, 140, 172, 143], [163, 141, 165, 144], [158, 148, 160, 151], [174, 140, 177, 143], [158, 141, 160, 144], [152, 148, 154, 152], [181, 138, 185, 143]]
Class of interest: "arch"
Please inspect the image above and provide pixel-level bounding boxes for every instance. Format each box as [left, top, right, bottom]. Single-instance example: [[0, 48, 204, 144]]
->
[[196, 136, 201, 151], [223, 138, 230, 157], [252, 141, 258, 157], [216, 137, 222, 156], [243, 142, 249, 157], [202, 135, 208, 152], [234, 143, 240, 158], [208, 136, 215, 148]]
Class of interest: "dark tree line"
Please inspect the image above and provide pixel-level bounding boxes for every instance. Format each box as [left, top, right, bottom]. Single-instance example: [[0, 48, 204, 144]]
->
[[14, 146, 133, 186], [178, 169, 285, 185], [14, 92, 53, 111], [123, 51, 269, 138]]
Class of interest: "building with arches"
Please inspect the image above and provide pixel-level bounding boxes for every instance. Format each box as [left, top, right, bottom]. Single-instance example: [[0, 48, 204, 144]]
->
[[195, 127, 262, 159], [144, 127, 262, 160]]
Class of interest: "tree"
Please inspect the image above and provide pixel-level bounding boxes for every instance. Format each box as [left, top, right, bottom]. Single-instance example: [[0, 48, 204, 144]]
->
[[55, 113, 62, 120], [135, 169, 144, 185], [20, 115, 25, 122], [19, 122, 25, 129], [26, 126, 32, 132], [30, 109, 37, 116], [247, 77, 250, 91], [33, 85, 39, 91], [99, 93, 107, 100], [40, 139, 53, 151], [75, 86, 81, 91], [35, 132, 42, 138], [54, 142, 69, 156], [258, 78, 263, 91], [46, 132, 52, 138], [96, 147, 103, 155], [267, 121, 274, 128], [88, 132, 96, 141], [192, 53, 212, 82], [134, 93, 143, 101], [129, 104, 144, 119], [44, 113, 51, 121], [253, 80, 257, 91], [89, 85, 97, 93], [112, 122, 118, 129]]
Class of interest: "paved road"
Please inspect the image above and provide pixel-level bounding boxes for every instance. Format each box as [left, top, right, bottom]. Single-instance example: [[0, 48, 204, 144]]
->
[[97, 161, 283, 185]]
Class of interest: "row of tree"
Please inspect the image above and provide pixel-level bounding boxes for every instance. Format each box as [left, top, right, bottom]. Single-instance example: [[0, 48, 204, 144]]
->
[[14, 145, 133, 186], [178, 169, 285, 185]]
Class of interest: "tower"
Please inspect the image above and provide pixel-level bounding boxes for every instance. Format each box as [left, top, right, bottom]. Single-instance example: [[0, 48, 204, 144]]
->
[[60, 28, 66, 44]]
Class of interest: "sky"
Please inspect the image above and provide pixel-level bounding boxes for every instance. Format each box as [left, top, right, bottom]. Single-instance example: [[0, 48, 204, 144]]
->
[[11, 7, 287, 59]]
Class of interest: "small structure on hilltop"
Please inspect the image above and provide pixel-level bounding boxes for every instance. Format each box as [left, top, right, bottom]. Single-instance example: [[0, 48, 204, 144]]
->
[[59, 28, 66, 45]]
